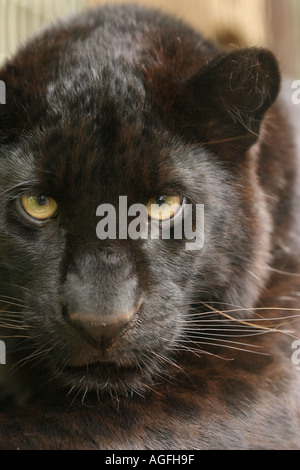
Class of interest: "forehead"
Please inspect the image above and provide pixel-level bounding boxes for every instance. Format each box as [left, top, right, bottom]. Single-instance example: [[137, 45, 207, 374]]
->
[[0, 15, 210, 204], [5, 107, 187, 209], [17, 67, 156, 196]]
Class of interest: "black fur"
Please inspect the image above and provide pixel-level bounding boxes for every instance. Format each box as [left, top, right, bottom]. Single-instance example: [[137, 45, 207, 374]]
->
[[0, 4, 299, 449]]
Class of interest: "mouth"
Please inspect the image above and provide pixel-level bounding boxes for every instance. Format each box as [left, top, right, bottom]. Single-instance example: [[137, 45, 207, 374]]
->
[[45, 300, 149, 395]]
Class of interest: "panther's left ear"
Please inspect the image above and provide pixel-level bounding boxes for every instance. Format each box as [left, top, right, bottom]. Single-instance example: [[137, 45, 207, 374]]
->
[[176, 47, 281, 149]]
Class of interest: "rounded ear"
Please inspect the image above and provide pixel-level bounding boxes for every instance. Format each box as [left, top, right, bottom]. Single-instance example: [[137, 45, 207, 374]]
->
[[176, 47, 281, 149]]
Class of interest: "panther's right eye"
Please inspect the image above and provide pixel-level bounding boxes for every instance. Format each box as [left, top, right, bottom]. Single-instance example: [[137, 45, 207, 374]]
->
[[21, 196, 58, 221]]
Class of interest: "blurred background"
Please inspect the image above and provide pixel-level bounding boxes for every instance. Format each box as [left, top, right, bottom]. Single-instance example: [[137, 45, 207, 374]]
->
[[0, 0, 299, 77]]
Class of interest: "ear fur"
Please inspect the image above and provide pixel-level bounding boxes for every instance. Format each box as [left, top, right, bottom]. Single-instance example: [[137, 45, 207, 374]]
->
[[177, 47, 281, 148]]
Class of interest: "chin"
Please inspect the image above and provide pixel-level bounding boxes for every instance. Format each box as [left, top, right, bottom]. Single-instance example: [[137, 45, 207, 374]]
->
[[56, 361, 156, 398]]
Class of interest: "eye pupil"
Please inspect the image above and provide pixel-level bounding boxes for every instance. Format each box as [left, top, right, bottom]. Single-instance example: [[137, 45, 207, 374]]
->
[[36, 196, 47, 206], [155, 196, 166, 206], [146, 195, 182, 221]]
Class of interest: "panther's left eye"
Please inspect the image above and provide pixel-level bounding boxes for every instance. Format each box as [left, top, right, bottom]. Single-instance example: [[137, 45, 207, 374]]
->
[[146, 195, 182, 221], [21, 196, 58, 221]]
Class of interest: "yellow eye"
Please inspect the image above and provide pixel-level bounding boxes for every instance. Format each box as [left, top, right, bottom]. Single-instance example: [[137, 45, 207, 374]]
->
[[21, 196, 58, 221], [146, 195, 182, 221]]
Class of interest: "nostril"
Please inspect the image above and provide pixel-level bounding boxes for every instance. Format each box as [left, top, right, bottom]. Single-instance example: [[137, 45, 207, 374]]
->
[[67, 306, 140, 351]]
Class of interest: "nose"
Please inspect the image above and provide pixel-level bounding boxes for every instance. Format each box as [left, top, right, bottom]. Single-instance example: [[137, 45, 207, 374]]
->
[[68, 307, 138, 351]]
